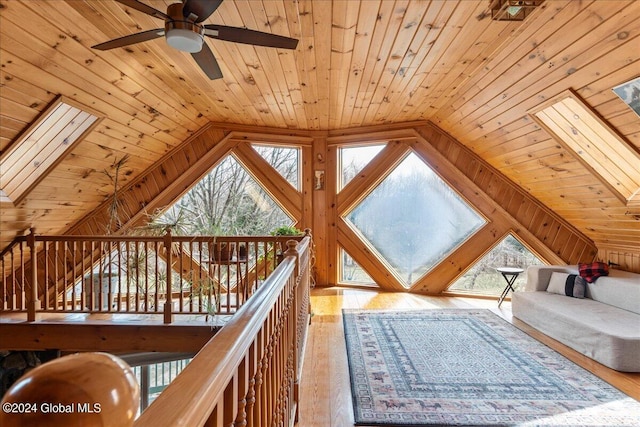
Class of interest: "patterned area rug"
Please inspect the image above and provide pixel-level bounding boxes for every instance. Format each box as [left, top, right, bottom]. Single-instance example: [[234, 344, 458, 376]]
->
[[343, 309, 640, 426]]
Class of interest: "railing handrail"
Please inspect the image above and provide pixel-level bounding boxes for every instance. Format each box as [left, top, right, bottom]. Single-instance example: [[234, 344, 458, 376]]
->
[[2, 231, 308, 323], [3, 233, 303, 244], [1, 233, 303, 250], [134, 236, 309, 426]]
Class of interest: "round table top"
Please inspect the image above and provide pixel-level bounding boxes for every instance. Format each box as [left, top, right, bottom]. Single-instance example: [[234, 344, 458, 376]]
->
[[496, 267, 525, 274]]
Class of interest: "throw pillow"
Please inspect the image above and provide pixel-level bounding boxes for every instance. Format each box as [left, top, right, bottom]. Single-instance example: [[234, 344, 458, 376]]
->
[[565, 274, 586, 298], [578, 262, 609, 283], [546, 272, 569, 295], [546, 272, 585, 298]]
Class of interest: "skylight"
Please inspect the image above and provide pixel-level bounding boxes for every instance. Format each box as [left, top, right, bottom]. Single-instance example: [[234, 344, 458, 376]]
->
[[530, 90, 640, 206], [0, 96, 101, 205]]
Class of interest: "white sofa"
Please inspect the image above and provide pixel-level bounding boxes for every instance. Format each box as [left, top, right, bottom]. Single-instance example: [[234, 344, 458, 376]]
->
[[512, 265, 640, 372]]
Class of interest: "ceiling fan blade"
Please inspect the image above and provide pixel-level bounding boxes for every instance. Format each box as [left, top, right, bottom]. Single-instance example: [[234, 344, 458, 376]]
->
[[203, 25, 299, 49], [92, 28, 165, 50], [191, 43, 223, 80], [113, 0, 170, 20], [182, 0, 223, 23]]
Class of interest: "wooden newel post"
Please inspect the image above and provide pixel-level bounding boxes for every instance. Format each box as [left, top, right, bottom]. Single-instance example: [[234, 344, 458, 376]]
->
[[0, 353, 139, 427], [303, 228, 315, 289], [284, 240, 299, 276], [27, 228, 41, 322], [163, 229, 173, 324]]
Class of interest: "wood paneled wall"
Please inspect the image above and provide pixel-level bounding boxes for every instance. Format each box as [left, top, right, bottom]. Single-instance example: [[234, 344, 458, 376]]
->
[[67, 125, 228, 235], [69, 121, 602, 294], [598, 246, 640, 273]]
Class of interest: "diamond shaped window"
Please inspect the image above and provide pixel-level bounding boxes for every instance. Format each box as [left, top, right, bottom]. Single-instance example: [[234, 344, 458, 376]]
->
[[344, 153, 485, 287]]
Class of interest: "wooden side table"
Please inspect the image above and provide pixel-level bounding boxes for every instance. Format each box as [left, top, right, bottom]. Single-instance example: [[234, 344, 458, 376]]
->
[[496, 267, 524, 307]]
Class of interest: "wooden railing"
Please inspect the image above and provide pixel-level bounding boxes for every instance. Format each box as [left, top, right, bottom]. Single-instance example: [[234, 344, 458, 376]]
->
[[134, 236, 311, 426], [1, 230, 307, 323], [0, 237, 311, 426]]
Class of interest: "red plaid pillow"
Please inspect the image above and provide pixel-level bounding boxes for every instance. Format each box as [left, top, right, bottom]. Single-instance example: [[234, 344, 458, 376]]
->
[[578, 262, 609, 283]]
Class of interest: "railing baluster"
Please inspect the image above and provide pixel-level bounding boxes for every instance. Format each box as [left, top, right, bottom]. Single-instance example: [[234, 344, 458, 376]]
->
[[130, 243, 137, 312], [153, 240, 158, 313], [4, 251, 8, 310], [196, 241, 202, 314], [61, 241, 68, 314], [43, 241, 50, 310], [103, 241, 108, 312], [91, 240, 97, 311], [140, 365, 150, 410], [9, 248, 14, 310], [117, 242, 123, 311], [234, 353, 249, 427], [1, 252, 6, 310], [11, 247, 17, 309], [53, 241, 68, 311], [146, 242, 151, 312], [71, 240, 77, 310], [19, 244, 25, 310], [80, 240, 86, 311], [163, 230, 173, 324], [26, 229, 39, 320], [88, 240, 93, 310]]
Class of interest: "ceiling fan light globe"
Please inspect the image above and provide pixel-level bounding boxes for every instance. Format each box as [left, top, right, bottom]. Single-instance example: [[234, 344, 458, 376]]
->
[[166, 28, 204, 53]]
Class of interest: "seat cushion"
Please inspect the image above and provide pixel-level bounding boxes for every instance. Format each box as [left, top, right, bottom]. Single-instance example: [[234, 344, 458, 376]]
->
[[586, 269, 640, 315], [512, 291, 640, 372]]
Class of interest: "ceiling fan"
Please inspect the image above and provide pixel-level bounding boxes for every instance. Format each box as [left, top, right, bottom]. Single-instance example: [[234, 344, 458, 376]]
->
[[92, 0, 299, 80]]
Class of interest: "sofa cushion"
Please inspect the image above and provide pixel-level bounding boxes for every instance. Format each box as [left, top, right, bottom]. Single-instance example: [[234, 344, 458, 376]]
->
[[546, 272, 585, 298], [587, 269, 640, 315], [512, 291, 640, 372]]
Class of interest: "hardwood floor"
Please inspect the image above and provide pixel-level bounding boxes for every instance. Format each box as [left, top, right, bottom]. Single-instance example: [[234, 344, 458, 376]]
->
[[297, 287, 640, 427]]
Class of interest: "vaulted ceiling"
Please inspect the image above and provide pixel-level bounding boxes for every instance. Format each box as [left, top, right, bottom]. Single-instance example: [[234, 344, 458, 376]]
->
[[1, 1, 639, 262]]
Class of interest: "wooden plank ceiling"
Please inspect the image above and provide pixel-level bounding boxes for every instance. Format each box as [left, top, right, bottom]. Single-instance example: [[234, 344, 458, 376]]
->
[[1, 1, 639, 257]]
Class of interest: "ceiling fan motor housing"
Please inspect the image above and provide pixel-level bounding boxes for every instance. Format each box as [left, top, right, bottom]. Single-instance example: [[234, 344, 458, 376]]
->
[[164, 3, 205, 53]]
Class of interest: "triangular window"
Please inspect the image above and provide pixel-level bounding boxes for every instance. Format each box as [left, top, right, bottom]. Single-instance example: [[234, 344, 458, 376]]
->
[[339, 144, 385, 190], [252, 144, 300, 191], [340, 247, 378, 287], [154, 155, 294, 235], [448, 234, 545, 296]]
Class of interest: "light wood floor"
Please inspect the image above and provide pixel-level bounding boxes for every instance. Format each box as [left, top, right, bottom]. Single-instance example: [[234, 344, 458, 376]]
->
[[297, 287, 640, 427]]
